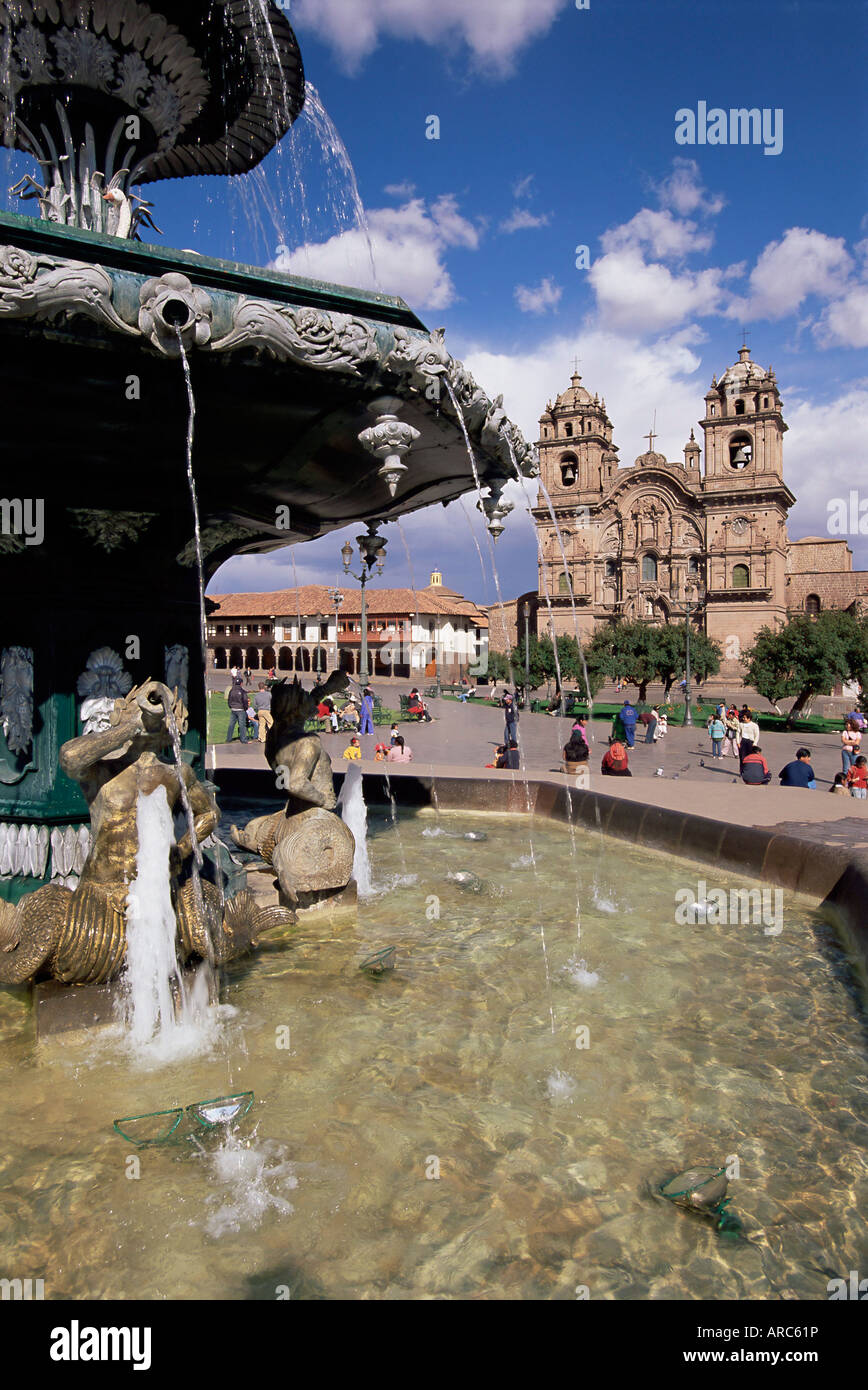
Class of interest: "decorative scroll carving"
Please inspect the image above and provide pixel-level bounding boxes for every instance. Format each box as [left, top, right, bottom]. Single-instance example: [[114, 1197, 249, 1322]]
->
[[212, 300, 379, 374], [0, 246, 137, 334]]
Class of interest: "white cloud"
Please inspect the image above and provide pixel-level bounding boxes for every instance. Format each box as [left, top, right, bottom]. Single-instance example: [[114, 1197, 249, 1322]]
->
[[500, 207, 550, 234], [778, 384, 868, 546], [601, 207, 714, 260], [589, 248, 727, 334], [652, 159, 726, 218], [513, 174, 536, 200], [730, 227, 853, 321], [292, 0, 569, 75], [815, 285, 868, 349], [384, 181, 416, 198], [515, 276, 563, 314], [272, 195, 481, 310]]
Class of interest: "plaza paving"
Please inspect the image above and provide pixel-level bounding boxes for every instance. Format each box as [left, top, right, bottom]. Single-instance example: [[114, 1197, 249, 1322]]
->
[[213, 683, 867, 850]]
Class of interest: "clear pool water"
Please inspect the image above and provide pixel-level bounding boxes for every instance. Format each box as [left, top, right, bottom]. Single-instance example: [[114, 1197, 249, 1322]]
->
[[0, 808, 866, 1300]]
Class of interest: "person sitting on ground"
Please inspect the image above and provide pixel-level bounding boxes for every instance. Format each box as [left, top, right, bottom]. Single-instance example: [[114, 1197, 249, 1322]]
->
[[601, 739, 631, 776], [504, 739, 521, 770], [846, 754, 868, 799], [830, 772, 850, 796], [374, 742, 389, 762], [387, 734, 413, 763], [779, 747, 816, 789], [487, 743, 506, 769], [342, 736, 361, 761], [340, 701, 359, 730], [563, 730, 590, 768], [741, 745, 772, 785]]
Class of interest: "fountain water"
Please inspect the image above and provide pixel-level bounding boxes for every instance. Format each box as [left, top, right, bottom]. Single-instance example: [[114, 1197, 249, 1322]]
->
[[445, 381, 556, 1033], [123, 787, 214, 1059], [338, 762, 373, 897]]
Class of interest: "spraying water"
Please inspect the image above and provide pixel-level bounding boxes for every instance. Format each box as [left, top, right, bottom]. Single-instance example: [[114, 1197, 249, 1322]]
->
[[338, 761, 373, 897], [124, 787, 216, 1060], [445, 381, 555, 1033]]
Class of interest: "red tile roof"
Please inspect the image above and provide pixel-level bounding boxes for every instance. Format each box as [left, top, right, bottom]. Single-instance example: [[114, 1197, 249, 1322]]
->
[[206, 584, 488, 626]]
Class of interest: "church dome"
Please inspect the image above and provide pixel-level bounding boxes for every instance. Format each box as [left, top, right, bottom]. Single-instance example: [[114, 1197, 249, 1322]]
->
[[555, 371, 594, 409], [720, 345, 766, 388]]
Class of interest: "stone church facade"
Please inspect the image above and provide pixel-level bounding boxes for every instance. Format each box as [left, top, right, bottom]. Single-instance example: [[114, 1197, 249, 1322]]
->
[[532, 345, 868, 678]]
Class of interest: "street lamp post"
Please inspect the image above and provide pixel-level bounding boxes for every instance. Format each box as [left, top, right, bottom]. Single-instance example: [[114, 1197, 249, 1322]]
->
[[677, 579, 706, 728], [314, 613, 325, 676], [523, 601, 531, 700], [328, 587, 344, 670], [341, 524, 386, 686]]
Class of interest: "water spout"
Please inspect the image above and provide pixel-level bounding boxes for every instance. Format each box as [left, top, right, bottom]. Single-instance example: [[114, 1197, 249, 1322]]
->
[[338, 761, 373, 897]]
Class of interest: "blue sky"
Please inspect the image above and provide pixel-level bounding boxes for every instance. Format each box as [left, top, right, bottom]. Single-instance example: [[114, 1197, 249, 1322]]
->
[[7, 0, 864, 601]]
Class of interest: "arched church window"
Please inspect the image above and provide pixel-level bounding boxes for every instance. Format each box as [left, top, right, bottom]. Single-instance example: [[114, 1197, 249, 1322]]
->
[[732, 564, 750, 589], [688, 555, 701, 575], [604, 559, 617, 579], [710, 404, 716, 416], [565, 422, 573, 437], [762, 396, 769, 409], [559, 453, 578, 486], [558, 572, 572, 594], [641, 555, 658, 582], [735, 399, 746, 415], [805, 594, 821, 616], [729, 433, 753, 469]]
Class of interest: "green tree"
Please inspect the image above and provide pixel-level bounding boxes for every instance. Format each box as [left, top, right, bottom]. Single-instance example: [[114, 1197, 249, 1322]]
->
[[655, 623, 721, 698], [585, 619, 720, 702], [512, 636, 557, 692], [486, 649, 513, 685], [743, 611, 868, 725]]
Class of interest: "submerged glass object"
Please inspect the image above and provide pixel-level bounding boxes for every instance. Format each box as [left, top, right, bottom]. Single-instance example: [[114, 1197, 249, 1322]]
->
[[659, 1165, 742, 1235], [113, 1108, 184, 1147], [187, 1092, 255, 1129], [359, 946, 397, 975], [113, 1092, 255, 1144]]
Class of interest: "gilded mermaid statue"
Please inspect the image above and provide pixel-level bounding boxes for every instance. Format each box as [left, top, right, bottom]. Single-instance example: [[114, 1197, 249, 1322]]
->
[[0, 679, 292, 986]]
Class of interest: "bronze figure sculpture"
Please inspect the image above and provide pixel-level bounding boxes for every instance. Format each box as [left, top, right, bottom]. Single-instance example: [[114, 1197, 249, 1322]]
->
[[231, 672, 356, 907], [0, 680, 293, 986]]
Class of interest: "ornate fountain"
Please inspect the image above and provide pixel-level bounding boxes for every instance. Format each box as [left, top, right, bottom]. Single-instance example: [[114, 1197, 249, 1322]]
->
[[0, 2, 534, 1000]]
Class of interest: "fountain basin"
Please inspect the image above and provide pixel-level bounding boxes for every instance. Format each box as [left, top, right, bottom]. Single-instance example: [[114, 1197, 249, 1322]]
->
[[0, 805, 865, 1301]]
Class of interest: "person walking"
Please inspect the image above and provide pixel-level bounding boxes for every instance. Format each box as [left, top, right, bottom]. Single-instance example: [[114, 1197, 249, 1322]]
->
[[619, 699, 638, 748], [707, 712, 726, 759], [841, 719, 862, 775], [503, 691, 519, 745], [722, 709, 741, 758], [778, 748, 816, 788], [226, 675, 250, 744], [644, 706, 660, 743], [253, 682, 273, 743], [360, 686, 375, 737]]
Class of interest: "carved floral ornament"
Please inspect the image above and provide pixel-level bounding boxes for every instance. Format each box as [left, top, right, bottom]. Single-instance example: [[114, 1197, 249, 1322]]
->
[[0, 3, 209, 148]]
